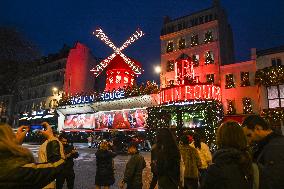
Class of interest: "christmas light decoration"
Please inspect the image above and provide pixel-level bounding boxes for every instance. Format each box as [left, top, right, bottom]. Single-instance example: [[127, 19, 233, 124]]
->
[[146, 100, 223, 145], [192, 54, 199, 67], [225, 74, 235, 89], [262, 107, 284, 123], [90, 28, 144, 77], [255, 65, 284, 86], [241, 72, 250, 87], [166, 41, 173, 53], [178, 38, 186, 49], [204, 30, 213, 44], [243, 97, 253, 114], [226, 99, 236, 115], [191, 34, 199, 47], [205, 51, 214, 65], [166, 60, 175, 72], [206, 74, 214, 83]]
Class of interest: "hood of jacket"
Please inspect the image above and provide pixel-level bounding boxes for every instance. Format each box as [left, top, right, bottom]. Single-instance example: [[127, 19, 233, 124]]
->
[[213, 148, 243, 165]]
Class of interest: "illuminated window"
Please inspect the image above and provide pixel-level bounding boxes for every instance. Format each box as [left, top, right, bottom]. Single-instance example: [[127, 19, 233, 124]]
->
[[116, 75, 122, 83], [178, 38, 186, 49], [166, 60, 175, 72], [243, 97, 253, 114], [205, 51, 214, 64], [267, 85, 284, 108], [192, 54, 199, 66], [204, 30, 213, 43], [227, 99, 236, 115], [191, 34, 199, 47], [240, 72, 250, 87], [166, 41, 174, 53], [109, 77, 114, 84], [225, 74, 235, 89], [206, 74, 214, 83], [124, 77, 129, 84]]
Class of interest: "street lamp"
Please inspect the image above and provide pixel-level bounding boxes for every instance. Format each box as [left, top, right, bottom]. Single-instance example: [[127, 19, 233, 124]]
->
[[52, 87, 58, 96], [154, 65, 161, 74]]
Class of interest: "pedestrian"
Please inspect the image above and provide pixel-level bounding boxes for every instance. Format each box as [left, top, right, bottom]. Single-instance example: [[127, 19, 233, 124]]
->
[[149, 142, 158, 189], [56, 134, 79, 189], [201, 121, 255, 189], [0, 123, 65, 189], [156, 128, 180, 189], [190, 133, 212, 183], [87, 135, 93, 148], [38, 122, 66, 189], [95, 141, 116, 189], [242, 115, 284, 189], [119, 143, 146, 189], [180, 135, 201, 189]]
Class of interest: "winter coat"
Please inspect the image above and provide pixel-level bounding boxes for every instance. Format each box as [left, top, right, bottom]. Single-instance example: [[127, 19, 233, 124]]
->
[[38, 137, 65, 189], [179, 144, 201, 178], [201, 148, 253, 189], [62, 144, 79, 172], [95, 149, 116, 186], [0, 151, 65, 189], [191, 142, 212, 169], [255, 132, 284, 189], [123, 153, 146, 189], [157, 150, 180, 189]]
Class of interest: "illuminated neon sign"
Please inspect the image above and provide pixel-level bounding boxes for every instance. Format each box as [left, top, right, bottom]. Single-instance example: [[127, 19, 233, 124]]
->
[[159, 84, 221, 104], [70, 95, 95, 105], [101, 90, 125, 101]]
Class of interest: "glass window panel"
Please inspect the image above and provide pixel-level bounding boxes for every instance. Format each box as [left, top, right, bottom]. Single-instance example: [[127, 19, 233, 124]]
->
[[269, 99, 280, 108], [281, 99, 284, 107], [279, 85, 284, 98], [267, 86, 279, 99]]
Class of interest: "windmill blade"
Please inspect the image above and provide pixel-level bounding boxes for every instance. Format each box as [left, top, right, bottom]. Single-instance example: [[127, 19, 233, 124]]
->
[[118, 52, 143, 75], [90, 52, 117, 77], [94, 28, 118, 51], [119, 28, 145, 51]]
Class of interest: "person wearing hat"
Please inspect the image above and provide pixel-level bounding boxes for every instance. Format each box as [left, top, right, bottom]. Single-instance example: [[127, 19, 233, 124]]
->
[[119, 143, 146, 189]]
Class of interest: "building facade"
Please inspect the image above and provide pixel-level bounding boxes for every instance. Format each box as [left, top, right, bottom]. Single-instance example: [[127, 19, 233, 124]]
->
[[160, 1, 234, 89]]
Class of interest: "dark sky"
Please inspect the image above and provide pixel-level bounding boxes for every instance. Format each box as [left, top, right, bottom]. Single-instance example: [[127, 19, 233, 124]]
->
[[1, 0, 284, 83]]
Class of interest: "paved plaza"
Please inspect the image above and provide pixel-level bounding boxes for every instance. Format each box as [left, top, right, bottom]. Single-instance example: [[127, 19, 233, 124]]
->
[[24, 144, 154, 189]]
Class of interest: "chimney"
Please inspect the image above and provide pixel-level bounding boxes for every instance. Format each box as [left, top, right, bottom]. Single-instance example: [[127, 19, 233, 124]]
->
[[251, 48, 256, 60]]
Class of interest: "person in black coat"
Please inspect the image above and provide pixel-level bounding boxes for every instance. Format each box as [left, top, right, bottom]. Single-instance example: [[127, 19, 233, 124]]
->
[[119, 143, 146, 189], [201, 121, 255, 189], [243, 115, 284, 189], [95, 141, 116, 189], [56, 135, 79, 189], [156, 128, 180, 189]]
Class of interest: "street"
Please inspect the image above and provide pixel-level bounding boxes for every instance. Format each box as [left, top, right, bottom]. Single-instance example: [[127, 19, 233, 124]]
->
[[24, 144, 154, 189]]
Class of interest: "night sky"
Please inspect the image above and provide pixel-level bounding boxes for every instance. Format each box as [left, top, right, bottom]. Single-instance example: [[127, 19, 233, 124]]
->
[[1, 0, 284, 83]]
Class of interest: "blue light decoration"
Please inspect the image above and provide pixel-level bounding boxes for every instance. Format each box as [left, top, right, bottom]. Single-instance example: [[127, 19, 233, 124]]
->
[[101, 90, 125, 101], [70, 95, 95, 105]]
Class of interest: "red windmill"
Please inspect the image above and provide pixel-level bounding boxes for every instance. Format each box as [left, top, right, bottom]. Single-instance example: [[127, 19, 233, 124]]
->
[[91, 28, 144, 91]]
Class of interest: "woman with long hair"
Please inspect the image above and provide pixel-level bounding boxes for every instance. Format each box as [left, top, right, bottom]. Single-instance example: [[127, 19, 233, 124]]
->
[[95, 141, 116, 189], [201, 121, 255, 189], [0, 123, 65, 189], [156, 128, 180, 189]]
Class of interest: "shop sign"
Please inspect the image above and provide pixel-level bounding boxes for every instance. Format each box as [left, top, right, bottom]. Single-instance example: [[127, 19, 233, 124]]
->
[[160, 84, 221, 104], [101, 90, 125, 101]]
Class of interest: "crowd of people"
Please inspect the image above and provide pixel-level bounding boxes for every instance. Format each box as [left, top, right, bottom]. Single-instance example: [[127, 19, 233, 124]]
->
[[0, 114, 284, 189]]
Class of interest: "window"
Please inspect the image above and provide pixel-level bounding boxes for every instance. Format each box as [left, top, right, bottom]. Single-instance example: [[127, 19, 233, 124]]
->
[[272, 58, 282, 66], [166, 60, 175, 72], [267, 85, 284, 108], [192, 54, 199, 66], [240, 72, 250, 87], [194, 76, 200, 83], [178, 38, 186, 49], [204, 30, 213, 43], [168, 80, 174, 87], [227, 99, 236, 115], [205, 51, 214, 64], [243, 97, 253, 114], [116, 75, 121, 83], [191, 34, 199, 47], [166, 41, 174, 53], [225, 74, 235, 89], [206, 74, 214, 83]]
